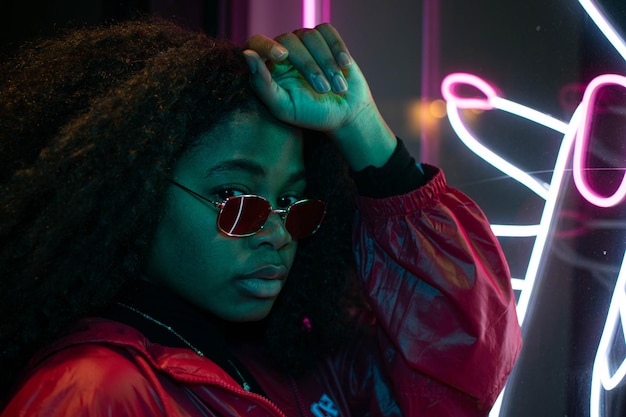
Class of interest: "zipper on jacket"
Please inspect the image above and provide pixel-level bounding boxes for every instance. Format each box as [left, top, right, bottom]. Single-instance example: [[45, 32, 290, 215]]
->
[[176, 373, 289, 417], [289, 377, 311, 417]]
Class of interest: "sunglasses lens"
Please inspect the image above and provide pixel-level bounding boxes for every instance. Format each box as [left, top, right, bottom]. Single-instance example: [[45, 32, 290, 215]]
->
[[284, 200, 327, 239], [218, 196, 271, 236]]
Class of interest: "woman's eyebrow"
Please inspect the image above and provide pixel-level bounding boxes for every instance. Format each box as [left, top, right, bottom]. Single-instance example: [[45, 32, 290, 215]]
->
[[204, 159, 306, 185], [205, 159, 266, 177]]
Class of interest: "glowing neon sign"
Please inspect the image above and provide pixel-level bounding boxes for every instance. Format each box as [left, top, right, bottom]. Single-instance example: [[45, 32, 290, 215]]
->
[[441, 2, 625, 416], [441, 72, 626, 207], [573, 74, 626, 208], [579, 0, 626, 62], [302, 0, 330, 28], [591, 259, 626, 416], [442, 73, 582, 322]]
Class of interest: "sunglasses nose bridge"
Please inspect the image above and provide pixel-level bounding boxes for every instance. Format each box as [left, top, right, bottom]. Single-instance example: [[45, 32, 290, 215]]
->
[[217, 194, 325, 239], [271, 208, 289, 222], [253, 209, 292, 246]]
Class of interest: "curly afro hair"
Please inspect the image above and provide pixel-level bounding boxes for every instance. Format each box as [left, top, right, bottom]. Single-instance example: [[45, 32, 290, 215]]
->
[[0, 18, 363, 396]]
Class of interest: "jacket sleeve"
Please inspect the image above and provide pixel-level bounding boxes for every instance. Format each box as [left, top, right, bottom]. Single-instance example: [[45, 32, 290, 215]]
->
[[1, 344, 169, 417], [351, 164, 522, 416]]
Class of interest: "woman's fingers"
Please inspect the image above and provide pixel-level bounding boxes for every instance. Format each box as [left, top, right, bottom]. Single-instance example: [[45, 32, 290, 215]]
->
[[315, 23, 352, 69], [292, 28, 348, 94], [245, 24, 352, 94], [242, 49, 284, 115], [275, 31, 331, 93], [246, 34, 289, 61]]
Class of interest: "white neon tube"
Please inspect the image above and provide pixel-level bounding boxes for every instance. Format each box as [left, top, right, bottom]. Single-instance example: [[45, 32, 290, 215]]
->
[[579, 0, 626, 62]]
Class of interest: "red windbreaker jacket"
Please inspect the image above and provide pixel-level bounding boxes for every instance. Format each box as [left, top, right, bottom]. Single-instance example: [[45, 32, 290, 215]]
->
[[2, 167, 522, 417]]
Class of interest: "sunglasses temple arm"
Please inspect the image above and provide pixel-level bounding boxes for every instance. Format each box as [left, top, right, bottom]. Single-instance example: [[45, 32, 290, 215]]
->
[[168, 180, 223, 209]]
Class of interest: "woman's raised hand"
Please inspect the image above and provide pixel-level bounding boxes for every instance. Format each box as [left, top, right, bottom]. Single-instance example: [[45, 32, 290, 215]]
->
[[244, 24, 397, 170]]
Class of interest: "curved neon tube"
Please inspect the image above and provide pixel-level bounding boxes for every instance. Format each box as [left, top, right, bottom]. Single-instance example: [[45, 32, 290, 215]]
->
[[443, 71, 626, 209], [573, 74, 626, 207]]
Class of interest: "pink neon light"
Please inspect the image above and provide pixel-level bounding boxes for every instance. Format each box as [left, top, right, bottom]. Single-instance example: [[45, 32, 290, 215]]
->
[[323, 0, 331, 22], [442, 73, 626, 208], [420, 1, 441, 164], [573, 74, 626, 208], [303, 0, 316, 28], [441, 73, 497, 110], [302, 0, 330, 28], [442, 73, 558, 200]]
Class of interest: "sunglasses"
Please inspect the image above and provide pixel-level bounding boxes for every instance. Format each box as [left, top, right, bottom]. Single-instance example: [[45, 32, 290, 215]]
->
[[168, 180, 326, 239]]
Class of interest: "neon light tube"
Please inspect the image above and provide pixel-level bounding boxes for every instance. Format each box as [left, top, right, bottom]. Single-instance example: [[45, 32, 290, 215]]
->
[[303, 0, 317, 28], [590, 253, 626, 417], [490, 224, 541, 237], [442, 73, 559, 200], [573, 74, 626, 208], [579, 0, 626, 62], [302, 0, 330, 27]]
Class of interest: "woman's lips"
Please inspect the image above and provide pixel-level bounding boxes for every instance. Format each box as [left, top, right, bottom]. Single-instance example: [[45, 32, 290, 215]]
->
[[236, 265, 288, 299]]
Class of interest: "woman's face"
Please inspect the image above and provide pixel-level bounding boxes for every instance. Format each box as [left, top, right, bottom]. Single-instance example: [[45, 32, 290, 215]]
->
[[144, 109, 305, 322]]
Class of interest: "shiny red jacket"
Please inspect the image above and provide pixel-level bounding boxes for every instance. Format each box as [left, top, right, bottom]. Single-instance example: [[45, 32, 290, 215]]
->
[[2, 168, 521, 417]]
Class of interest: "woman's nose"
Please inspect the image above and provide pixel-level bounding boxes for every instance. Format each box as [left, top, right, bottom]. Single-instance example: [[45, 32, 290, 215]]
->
[[249, 212, 292, 249]]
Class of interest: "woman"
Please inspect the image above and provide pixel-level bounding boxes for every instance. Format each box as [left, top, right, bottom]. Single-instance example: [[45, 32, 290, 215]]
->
[[0, 18, 521, 416]]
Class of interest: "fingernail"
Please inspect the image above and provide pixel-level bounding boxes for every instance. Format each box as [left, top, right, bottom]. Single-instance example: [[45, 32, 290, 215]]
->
[[332, 74, 348, 93], [271, 45, 288, 59], [311, 73, 331, 93], [243, 51, 257, 74], [338, 52, 352, 68]]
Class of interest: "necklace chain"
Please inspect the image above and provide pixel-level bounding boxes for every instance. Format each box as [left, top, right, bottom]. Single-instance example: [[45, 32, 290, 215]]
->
[[117, 302, 204, 356], [227, 360, 251, 392], [116, 302, 251, 392]]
